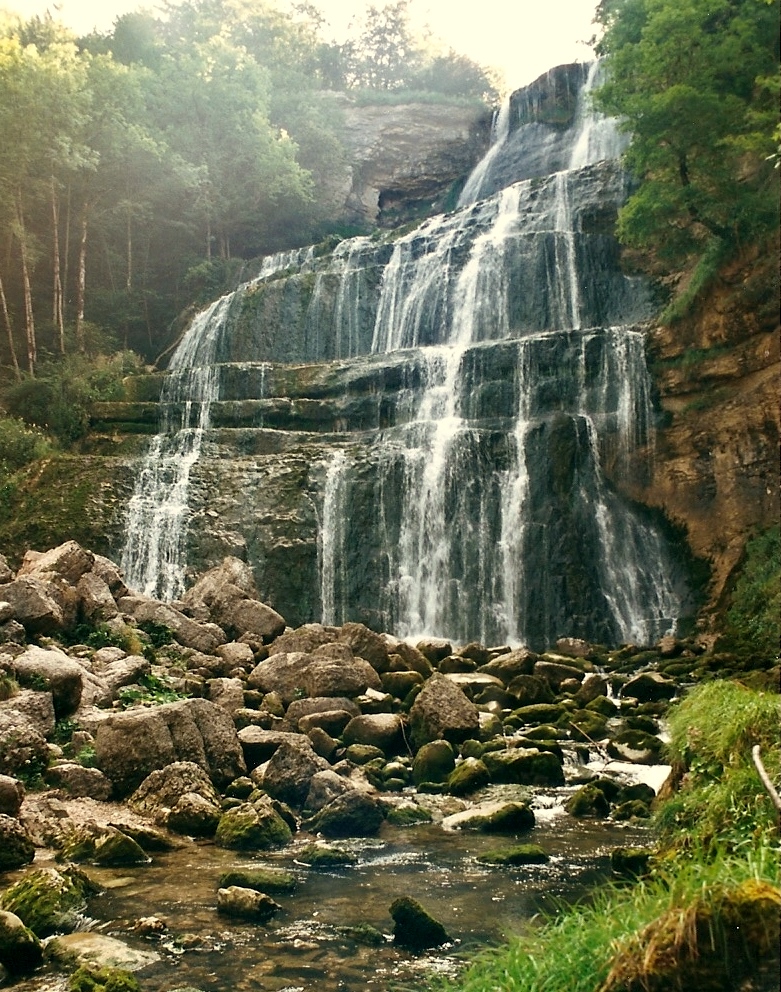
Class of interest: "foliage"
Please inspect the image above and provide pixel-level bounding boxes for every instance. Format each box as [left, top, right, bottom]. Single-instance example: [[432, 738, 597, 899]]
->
[[1, 351, 142, 443], [594, 0, 780, 310], [0, 415, 51, 476], [659, 680, 781, 847], [116, 672, 186, 708], [718, 526, 781, 662], [136, 618, 175, 647], [0, 671, 18, 700]]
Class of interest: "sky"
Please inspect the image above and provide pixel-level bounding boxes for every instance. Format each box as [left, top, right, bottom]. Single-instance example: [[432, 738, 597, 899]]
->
[[3, 0, 600, 91]]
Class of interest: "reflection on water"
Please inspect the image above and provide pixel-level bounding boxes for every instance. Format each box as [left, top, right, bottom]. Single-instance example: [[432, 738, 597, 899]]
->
[[12, 785, 652, 992]]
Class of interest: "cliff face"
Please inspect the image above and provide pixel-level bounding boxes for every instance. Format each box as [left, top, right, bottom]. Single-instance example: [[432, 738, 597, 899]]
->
[[325, 97, 491, 226], [611, 249, 780, 627]]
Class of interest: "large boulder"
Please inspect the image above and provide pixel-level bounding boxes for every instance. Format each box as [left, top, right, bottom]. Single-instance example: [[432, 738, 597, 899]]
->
[[128, 761, 221, 818], [182, 557, 285, 641], [0, 910, 43, 973], [94, 698, 246, 796], [45, 763, 112, 800], [0, 576, 64, 634], [0, 706, 50, 779], [216, 886, 281, 922], [215, 800, 292, 850], [17, 542, 94, 585], [259, 740, 330, 808], [408, 672, 480, 749], [481, 747, 565, 786], [75, 572, 120, 623], [303, 656, 383, 698], [338, 623, 391, 672], [0, 866, 95, 937], [621, 672, 678, 702], [343, 713, 406, 754], [11, 645, 83, 716], [120, 598, 226, 654], [389, 896, 450, 950], [0, 814, 35, 871], [303, 789, 385, 837], [246, 652, 315, 703], [478, 648, 537, 683]]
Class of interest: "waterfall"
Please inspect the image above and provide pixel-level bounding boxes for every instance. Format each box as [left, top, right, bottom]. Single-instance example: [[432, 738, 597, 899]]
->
[[121, 60, 686, 647]]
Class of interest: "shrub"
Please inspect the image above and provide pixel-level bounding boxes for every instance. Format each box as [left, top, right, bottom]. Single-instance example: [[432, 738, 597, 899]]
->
[[718, 526, 780, 663]]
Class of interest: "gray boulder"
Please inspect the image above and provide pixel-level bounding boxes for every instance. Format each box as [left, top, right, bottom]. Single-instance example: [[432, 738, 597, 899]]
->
[[343, 713, 405, 754], [17, 542, 94, 585], [303, 789, 385, 837], [408, 672, 480, 749], [75, 572, 119, 623], [95, 699, 246, 796], [216, 886, 281, 922], [45, 763, 112, 800], [0, 707, 50, 779], [121, 598, 226, 654], [259, 740, 330, 808], [303, 656, 383, 698], [11, 646, 83, 717], [246, 651, 314, 703], [128, 761, 222, 817], [0, 576, 64, 634]]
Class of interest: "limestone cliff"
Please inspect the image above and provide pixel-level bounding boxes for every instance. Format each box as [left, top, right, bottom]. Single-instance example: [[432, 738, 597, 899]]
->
[[325, 96, 491, 226], [612, 248, 780, 628]]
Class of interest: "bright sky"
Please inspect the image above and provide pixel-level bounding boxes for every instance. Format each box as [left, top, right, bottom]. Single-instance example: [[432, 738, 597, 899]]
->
[[3, 0, 599, 91]]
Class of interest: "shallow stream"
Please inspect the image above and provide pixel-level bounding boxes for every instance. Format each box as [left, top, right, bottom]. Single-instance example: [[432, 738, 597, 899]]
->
[[11, 769, 663, 992]]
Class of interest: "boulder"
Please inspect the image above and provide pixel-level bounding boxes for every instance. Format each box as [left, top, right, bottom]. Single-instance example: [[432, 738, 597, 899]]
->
[[182, 558, 285, 641], [11, 645, 83, 716], [18, 542, 94, 585], [207, 677, 245, 713], [621, 672, 678, 702], [481, 747, 565, 786], [478, 647, 537, 683], [476, 844, 549, 865], [343, 713, 405, 754], [389, 896, 450, 950], [338, 622, 391, 672], [0, 576, 65, 634], [95, 699, 245, 797], [45, 763, 112, 800], [237, 728, 310, 769], [0, 814, 35, 871], [214, 598, 286, 643], [91, 554, 129, 598], [286, 696, 361, 726], [58, 824, 150, 866], [0, 707, 50, 779], [408, 672, 480, 748], [443, 800, 535, 833], [267, 624, 336, 656], [303, 657, 383, 698], [215, 801, 292, 850], [219, 868, 297, 894], [446, 756, 490, 796], [0, 910, 43, 973], [384, 639, 433, 678], [416, 638, 452, 665], [246, 651, 315, 703], [128, 761, 221, 817], [1, 688, 56, 736], [260, 740, 330, 807], [46, 932, 159, 972], [304, 769, 355, 813], [565, 784, 611, 817], [303, 790, 385, 837], [122, 598, 226, 654], [298, 708, 354, 737], [412, 740, 456, 785], [0, 774, 24, 816], [533, 660, 585, 690], [216, 886, 282, 922], [0, 865, 95, 936], [165, 793, 223, 836], [75, 572, 119, 623], [606, 729, 665, 764]]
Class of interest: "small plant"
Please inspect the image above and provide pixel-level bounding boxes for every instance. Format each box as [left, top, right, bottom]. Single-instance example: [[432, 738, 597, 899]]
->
[[137, 619, 175, 648], [116, 672, 186, 709], [52, 717, 79, 746], [0, 671, 19, 700], [74, 745, 98, 768], [68, 964, 140, 992]]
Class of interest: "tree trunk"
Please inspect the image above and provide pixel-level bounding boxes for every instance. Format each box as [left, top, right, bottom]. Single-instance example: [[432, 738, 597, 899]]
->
[[126, 202, 133, 292], [51, 178, 65, 353], [75, 202, 89, 353], [0, 272, 21, 381], [15, 190, 36, 375]]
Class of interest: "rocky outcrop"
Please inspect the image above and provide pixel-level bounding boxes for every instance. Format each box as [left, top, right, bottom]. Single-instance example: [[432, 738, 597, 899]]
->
[[327, 96, 490, 226]]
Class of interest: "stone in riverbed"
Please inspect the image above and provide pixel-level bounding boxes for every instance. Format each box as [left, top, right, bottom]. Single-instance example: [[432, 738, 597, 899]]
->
[[302, 789, 385, 837], [477, 844, 549, 865], [0, 910, 43, 973], [412, 739, 456, 785], [408, 672, 479, 748], [216, 886, 281, 922], [219, 868, 297, 894], [446, 756, 490, 796], [0, 814, 35, 871], [389, 896, 450, 950], [215, 800, 293, 850], [481, 747, 565, 786], [0, 865, 97, 937]]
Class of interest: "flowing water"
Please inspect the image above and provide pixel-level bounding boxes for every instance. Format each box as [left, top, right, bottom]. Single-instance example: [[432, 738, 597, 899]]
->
[[121, 61, 687, 648]]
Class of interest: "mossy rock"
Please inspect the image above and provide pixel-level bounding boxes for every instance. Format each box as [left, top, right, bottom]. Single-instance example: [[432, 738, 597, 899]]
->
[[214, 802, 292, 851], [446, 757, 490, 796], [0, 909, 43, 973], [522, 724, 567, 741], [385, 802, 433, 826], [481, 748, 565, 787], [389, 896, 450, 950], [67, 964, 140, 992], [477, 844, 549, 866], [623, 714, 660, 735], [224, 776, 255, 800], [0, 866, 97, 937], [335, 922, 385, 946], [58, 826, 149, 867], [344, 744, 385, 765], [610, 846, 652, 879], [459, 739, 485, 759], [504, 703, 566, 728], [216, 886, 281, 922], [218, 867, 297, 894], [560, 708, 609, 741], [472, 802, 535, 834], [412, 740, 456, 785], [607, 729, 664, 764], [586, 694, 619, 717], [611, 799, 651, 820], [296, 843, 357, 868], [565, 784, 611, 818]]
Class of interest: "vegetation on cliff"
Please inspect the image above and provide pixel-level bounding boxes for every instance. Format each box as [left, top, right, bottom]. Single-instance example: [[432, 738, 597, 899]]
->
[[426, 679, 780, 992], [594, 0, 780, 319]]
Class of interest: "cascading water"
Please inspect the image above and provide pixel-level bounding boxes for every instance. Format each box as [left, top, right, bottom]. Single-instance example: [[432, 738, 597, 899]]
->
[[122, 61, 687, 648]]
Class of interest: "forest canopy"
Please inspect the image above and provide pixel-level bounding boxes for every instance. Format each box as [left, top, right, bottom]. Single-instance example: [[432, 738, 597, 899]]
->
[[0, 0, 497, 375]]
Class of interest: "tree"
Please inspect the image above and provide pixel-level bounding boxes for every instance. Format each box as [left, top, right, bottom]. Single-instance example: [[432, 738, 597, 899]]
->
[[594, 0, 780, 302]]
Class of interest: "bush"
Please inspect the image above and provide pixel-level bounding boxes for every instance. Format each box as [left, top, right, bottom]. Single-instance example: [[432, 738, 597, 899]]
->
[[719, 526, 780, 663], [0, 416, 51, 475]]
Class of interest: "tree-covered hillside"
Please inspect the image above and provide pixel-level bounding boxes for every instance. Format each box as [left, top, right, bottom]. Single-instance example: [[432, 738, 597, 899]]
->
[[0, 0, 496, 375], [594, 0, 779, 318]]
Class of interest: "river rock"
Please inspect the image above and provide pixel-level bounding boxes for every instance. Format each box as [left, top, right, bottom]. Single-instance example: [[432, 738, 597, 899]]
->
[[481, 747, 565, 786], [246, 651, 316, 703], [121, 597, 226, 654], [219, 867, 297, 894], [304, 769, 354, 812], [477, 844, 549, 865], [0, 774, 24, 816], [409, 672, 480, 748], [58, 823, 150, 865], [338, 622, 392, 672], [18, 542, 94, 585], [286, 695, 361, 725], [45, 762, 112, 800], [412, 739, 456, 785], [11, 645, 83, 716], [0, 910, 43, 973], [621, 671, 678, 702], [207, 677, 245, 712], [237, 728, 310, 768], [606, 729, 665, 764], [215, 800, 292, 850], [343, 713, 405, 753], [389, 896, 450, 950], [259, 740, 330, 807], [416, 638, 452, 665], [303, 656, 383, 698], [95, 699, 246, 796], [533, 659, 585, 690], [303, 789, 385, 837], [217, 886, 282, 922], [47, 932, 159, 971], [129, 761, 221, 817], [0, 576, 65, 634], [0, 814, 35, 871], [298, 708, 354, 737], [0, 706, 50, 778], [478, 647, 537, 683], [0, 865, 96, 936], [75, 572, 119, 622], [565, 784, 611, 817], [384, 638, 433, 677], [446, 756, 490, 796]]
